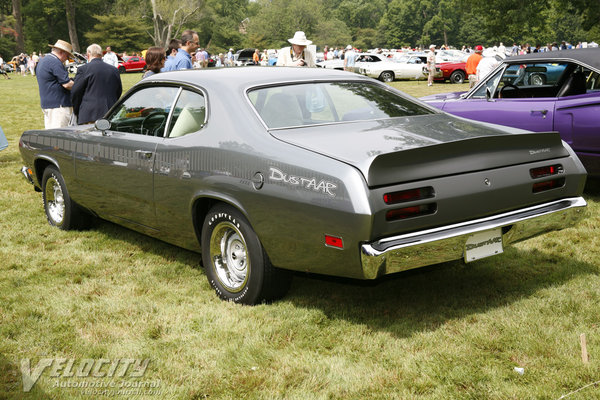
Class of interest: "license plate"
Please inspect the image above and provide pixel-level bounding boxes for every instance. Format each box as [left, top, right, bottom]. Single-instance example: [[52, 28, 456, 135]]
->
[[464, 228, 503, 263]]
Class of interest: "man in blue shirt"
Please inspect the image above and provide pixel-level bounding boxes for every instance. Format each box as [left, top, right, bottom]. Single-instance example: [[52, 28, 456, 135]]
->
[[172, 30, 199, 71], [162, 39, 181, 72], [36, 40, 75, 128]]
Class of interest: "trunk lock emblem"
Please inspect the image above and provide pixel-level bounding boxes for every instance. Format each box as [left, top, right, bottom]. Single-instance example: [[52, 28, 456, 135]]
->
[[484, 178, 491, 186]]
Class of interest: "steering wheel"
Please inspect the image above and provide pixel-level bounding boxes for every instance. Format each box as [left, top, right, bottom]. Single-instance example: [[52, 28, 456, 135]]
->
[[499, 84, 520, 99], [140, 111, 168, 136]]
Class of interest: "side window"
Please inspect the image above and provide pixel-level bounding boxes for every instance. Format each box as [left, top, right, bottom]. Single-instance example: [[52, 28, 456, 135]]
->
[[167, 89, 206, 138], [108, 86, 179, 136], [471, 68, 503, 99]]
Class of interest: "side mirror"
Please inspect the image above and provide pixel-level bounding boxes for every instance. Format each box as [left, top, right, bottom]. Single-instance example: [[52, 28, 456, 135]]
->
[[94, 119, 111, 135]]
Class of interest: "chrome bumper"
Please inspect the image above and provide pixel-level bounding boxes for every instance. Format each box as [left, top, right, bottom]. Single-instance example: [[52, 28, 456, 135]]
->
[[360, 197, 587, 279], [21, 166, 35, 185]]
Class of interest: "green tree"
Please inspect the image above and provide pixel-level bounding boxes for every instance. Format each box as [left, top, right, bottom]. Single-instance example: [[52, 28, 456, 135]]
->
[[84, 14, 151, 53]]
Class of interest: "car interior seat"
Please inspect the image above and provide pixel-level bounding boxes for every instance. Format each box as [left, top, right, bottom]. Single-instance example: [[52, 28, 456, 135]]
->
[[557, 70, 587, 97], [169, 106, 205, 138], [260, 93, 303, 128]]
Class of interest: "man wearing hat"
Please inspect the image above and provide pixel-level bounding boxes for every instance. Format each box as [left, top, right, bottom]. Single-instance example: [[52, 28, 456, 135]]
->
[[466, 45, 484, 88], [427, 44, 436, 86], [276, 31, 315, 67], [343, 45, 356, 72], [36, 40, 75, 129]]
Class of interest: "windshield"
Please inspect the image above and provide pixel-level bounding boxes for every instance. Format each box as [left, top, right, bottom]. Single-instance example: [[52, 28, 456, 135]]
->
[[248, 82, 433, 129]]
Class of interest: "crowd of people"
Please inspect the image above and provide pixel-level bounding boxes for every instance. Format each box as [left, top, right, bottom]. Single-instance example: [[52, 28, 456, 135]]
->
[[1, 29, 598, 130]]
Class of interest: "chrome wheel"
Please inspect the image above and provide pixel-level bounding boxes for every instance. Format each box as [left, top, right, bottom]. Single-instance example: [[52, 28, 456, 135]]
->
[[209, 221, 249, 292], [380, 71, 394, 82], [529, 73, 545, 86], [44, 175, 65, 224]]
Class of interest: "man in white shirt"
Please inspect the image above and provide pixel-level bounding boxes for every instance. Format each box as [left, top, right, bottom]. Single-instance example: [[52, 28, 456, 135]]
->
[[102, 46, 119, 68], [276, 31, 316, 67]]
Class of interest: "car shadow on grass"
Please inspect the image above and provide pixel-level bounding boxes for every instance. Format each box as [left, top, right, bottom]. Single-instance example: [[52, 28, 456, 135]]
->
[[285, 247, 598, 337], [86, 210, 596, 340]]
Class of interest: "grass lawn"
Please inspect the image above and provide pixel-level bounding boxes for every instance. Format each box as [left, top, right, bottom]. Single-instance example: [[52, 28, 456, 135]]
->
[[0, 72, 599, 399]]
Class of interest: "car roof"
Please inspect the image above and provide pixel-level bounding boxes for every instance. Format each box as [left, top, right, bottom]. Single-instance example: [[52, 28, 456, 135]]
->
[[143, 66, 373, 92], [505, 48, 600, 71]]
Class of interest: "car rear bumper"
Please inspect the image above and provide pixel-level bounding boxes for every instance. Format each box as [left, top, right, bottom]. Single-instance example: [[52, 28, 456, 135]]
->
[[360, 197, 587, 279]]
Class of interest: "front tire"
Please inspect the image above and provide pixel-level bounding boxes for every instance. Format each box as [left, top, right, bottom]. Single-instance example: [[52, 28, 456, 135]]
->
[[450, 70, 465, 84], [42, 166, 90, 230], [201, 205, 292, 305], [118, 66, 126, 74]]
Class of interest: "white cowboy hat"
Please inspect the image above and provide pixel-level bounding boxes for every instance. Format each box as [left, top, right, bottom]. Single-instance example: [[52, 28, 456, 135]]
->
[[48, 40, 74, 57], [346, 45, 352, 50], [288, 31, 312, 46], [429, 44, 436, 49]]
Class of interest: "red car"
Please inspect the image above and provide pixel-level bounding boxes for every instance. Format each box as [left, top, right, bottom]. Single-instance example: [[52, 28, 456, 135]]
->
[[434, 61, 467, 84], [118, 55, 146, 73]]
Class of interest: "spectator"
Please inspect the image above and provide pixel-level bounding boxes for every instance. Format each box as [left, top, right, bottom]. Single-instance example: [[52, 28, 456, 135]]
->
[[427, 44, 436, 86], [476, 48, 501, 82], [0, 125, 7, 151], [102, 46, 119, 68], [0, 55, 10, 80], [71, 43, 122, 124], [276, 31, 316, 67], [466, 45, 483, 88], [343, 45, 356, 71], [253, 49, 260, 65], [162, 39, 181, 72], [226, 48, 234, 66], [142, 47, 166, 79], [36, 40, 75, 128], [172, 30, 199, 70]]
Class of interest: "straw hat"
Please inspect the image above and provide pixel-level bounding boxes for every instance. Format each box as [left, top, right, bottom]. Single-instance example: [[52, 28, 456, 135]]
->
[[288, 31, 312, 46], [48, 40, 74, 57]]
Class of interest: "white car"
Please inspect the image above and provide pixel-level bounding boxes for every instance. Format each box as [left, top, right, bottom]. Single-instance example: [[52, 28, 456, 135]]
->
[[360, 55, 433, 82], [317, 53, 390, 73]]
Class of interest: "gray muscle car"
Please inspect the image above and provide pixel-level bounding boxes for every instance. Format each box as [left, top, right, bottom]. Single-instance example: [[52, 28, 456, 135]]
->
[[20, 67, 588, 304]]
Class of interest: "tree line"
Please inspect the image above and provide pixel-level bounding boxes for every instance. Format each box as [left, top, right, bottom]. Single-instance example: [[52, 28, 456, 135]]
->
[[1, 0, 598, 58]]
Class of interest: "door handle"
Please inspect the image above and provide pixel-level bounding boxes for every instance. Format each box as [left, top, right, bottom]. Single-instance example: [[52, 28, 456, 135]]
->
[[135, 150, 153, 159], [531, 109, 548, 118]]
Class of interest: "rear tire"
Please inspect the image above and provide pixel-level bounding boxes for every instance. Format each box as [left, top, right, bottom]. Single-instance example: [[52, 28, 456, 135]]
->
[[42, 166, 91, 230], [379, 71, 394, 82], [201, 205, 292, 305]]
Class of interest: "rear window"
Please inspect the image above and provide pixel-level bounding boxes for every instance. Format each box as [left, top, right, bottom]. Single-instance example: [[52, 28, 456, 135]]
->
[[248, 82, 433, 129]]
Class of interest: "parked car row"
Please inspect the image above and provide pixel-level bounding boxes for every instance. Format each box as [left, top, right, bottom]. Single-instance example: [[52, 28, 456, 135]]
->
[[421, 48, 600, 176]]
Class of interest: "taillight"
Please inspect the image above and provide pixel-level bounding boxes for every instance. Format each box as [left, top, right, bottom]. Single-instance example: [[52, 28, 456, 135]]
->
[[530, 164, 565, 193], [383, 187, 434, 205], [533, 178, 565, 193], [386, 204, 437, 221], [530, 164, 563, 179]]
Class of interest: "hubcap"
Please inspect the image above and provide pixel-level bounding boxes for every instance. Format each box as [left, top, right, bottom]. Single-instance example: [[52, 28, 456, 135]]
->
[[45, 176, 65, 224], [209, 221, 249, 292]]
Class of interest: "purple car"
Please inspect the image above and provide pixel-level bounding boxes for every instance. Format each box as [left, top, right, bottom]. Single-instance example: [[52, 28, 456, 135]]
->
[[421, 48, 600, 176]]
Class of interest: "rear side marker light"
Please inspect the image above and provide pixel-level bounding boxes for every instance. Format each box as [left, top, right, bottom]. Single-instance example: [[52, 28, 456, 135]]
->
[[532, 178, 565, 193], [386, 203, 437, 221], [384, 186, 434, 205], [325, 235, 344, 249], [530, 164, 563, 179]]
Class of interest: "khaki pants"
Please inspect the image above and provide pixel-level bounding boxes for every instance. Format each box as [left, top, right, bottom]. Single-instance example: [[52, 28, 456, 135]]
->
[[468, 74, 478, 88], [43, 106, 73, 129]]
